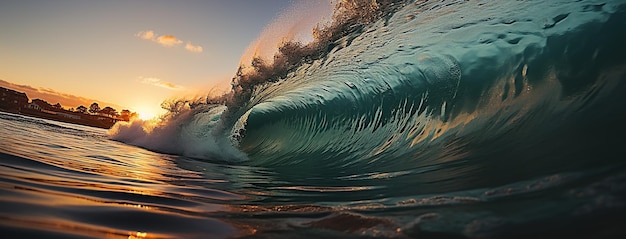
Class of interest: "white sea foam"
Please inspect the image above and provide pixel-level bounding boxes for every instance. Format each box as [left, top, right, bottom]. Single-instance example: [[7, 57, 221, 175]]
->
[[109, 105, 248, 162]]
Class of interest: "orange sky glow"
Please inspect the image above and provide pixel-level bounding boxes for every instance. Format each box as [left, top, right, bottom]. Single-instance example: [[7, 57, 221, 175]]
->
[[0, 0, 332, 120]]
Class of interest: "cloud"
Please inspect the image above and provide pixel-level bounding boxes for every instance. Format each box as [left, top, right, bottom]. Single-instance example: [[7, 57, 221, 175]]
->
[[136, 30, 155, 40], [139, 77, 184, 91], [156, 35, 182, 47], [136, 30, 202, 52], [185, 42, 203, 53]]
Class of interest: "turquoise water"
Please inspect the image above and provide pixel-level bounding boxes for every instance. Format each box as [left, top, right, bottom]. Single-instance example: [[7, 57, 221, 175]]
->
[[3, 0, 626, 238]]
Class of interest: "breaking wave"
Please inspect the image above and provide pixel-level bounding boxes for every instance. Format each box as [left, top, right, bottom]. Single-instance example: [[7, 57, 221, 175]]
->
[[110, 0, 626, 175]]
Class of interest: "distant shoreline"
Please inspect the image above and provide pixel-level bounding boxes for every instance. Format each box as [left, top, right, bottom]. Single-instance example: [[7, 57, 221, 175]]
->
[[0, 108, 118, 129], [2, 85, 131, 129]]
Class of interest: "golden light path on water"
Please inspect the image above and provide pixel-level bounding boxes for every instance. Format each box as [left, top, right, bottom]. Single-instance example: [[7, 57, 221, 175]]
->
[[0, 114, 247, 238]]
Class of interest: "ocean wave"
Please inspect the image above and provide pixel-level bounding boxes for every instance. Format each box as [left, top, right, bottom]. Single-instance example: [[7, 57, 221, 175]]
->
[[109, 0, 626, 173]]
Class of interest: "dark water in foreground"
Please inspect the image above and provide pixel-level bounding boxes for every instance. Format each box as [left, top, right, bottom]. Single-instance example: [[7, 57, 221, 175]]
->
[[3, 0, 626, 238], [1, 108, 626, 239]]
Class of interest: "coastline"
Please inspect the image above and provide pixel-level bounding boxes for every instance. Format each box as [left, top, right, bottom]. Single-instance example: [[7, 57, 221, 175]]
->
[[1, 86, 128, 129], [0, 108, 118, 129]]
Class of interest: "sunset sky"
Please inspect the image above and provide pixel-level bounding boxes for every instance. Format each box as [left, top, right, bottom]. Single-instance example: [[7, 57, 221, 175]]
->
[[0, 0, 332, 119]]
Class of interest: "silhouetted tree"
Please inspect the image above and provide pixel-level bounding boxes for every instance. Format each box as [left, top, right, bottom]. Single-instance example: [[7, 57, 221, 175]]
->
[[120, 109, 132, 121], [76, 105, 87, 114], [100, 106, 117, 118], [89, 102, 100, 115]]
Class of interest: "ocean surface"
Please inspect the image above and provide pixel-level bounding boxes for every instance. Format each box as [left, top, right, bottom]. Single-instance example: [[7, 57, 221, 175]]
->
[[3, 0, 626, 238]]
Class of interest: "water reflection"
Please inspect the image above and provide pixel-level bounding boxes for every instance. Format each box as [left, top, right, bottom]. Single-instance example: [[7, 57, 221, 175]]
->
[[0, 115, 241, 238], [3, 110, 626, 238]]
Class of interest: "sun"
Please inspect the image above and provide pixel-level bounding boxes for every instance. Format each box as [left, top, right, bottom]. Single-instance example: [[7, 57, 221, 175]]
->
[[133, 106, 164, 121], [137, 110, 156, 121]]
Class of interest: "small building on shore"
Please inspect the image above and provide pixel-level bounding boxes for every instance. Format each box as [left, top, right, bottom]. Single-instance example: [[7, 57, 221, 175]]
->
[[28, 102, 42, 111], [0, 87, 29, 112], [29, 99, 51, 111]]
